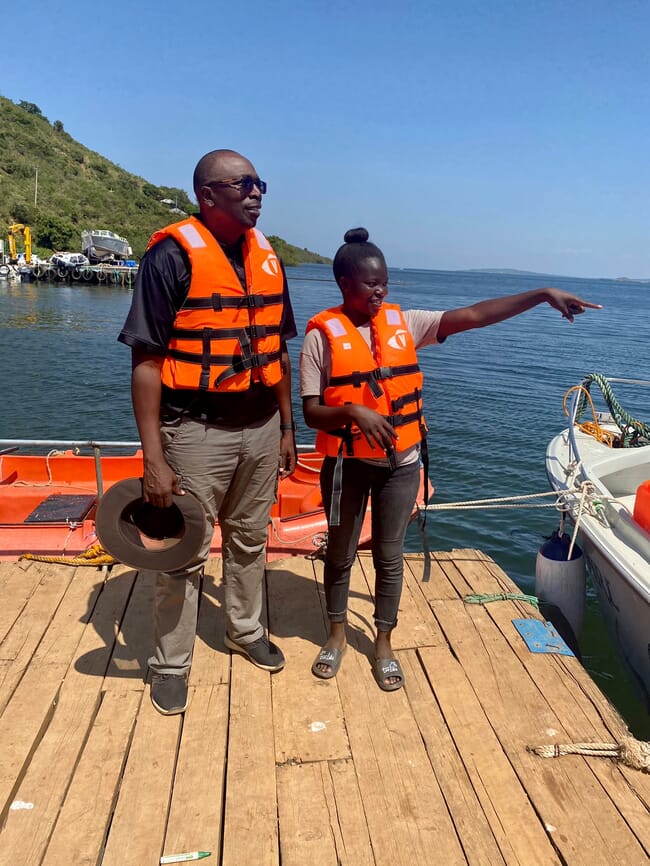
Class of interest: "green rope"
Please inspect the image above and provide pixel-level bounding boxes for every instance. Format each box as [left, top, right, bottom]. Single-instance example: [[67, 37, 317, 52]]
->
[[576, 373, 650, 447], [464, 592, 540, 610]]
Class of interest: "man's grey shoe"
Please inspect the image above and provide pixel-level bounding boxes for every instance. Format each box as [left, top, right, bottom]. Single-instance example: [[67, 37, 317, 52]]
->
[[224, 634, 285, 672], [150, 673, 188, 715]]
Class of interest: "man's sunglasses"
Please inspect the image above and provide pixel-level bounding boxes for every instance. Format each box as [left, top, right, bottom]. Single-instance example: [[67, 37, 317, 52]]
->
[[207, 176, 267, 195]]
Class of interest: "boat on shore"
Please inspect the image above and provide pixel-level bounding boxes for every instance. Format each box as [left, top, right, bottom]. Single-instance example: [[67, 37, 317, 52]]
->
[[545, 373, 650, 707], [81, 229, 133, 264], [50, 251, 91, 273], [0, 439, 426, 563]]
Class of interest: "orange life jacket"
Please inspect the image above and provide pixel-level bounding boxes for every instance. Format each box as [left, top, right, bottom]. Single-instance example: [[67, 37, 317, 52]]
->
[[306, 303, 427, 458], [147, 217, 285, 392]]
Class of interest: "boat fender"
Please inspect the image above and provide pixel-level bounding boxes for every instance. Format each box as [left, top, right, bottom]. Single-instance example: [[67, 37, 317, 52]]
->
[[299, 486, 324, 514], [535, 529, 586, 641], [633, 480, 650, 534]]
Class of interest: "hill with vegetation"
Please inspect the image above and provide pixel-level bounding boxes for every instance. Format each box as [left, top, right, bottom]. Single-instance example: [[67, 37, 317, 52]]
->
[[0, 96, 331, 265]]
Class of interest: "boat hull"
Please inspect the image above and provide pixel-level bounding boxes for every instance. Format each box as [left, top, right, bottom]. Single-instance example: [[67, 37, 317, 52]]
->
[[0, 445, 424, 563], [546, 426, 650, 707]]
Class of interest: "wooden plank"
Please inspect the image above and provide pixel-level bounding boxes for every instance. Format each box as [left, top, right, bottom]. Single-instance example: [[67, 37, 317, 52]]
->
[[0, 559, 42, 645], [100, 697, 181, 866], [268, 557, 350, 764], [0, 562, 76, 712], [163, 685, 228, 860], [326, 758, 376, 866], [277, 762, 342, 866], [72, 564, 138, 682], [401, 649, 507, 866], [40, 690, 141, 866], [337, 645, 466, 866], [356, 551, 443, 649], [404, 551, 467, 600], [333, 561, 467, 866], [105, 568, 154, 686], [0, 682, 102, 865], [418, 645, 558, 865], [433, 596, 649, 865], [277, 758, 376, 866], [451, 555, 518, 596], [191, 557, 230, 685], [222, 654, 278, 866], [481, 556, 650, 805], [472, 594, 650, 855], [0, 666, 61, 824], [31, 565, 104, 665]]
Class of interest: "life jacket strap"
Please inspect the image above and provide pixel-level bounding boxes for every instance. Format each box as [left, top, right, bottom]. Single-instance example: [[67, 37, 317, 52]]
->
[[171, 324, 281, 341], [212, 350, 282, 388], [391, 387, 421, 412], [328, 444, 346, 527], [328, 362, 421, 390], [181, 292, 285, 311]]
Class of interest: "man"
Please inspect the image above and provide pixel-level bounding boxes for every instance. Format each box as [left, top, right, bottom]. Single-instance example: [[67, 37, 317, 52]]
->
[[119, 149, 297, 715]]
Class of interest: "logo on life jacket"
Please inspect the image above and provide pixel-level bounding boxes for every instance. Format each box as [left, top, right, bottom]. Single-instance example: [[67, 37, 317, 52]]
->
[[261, 254, 280, 276], [387, 329, 409, 350]]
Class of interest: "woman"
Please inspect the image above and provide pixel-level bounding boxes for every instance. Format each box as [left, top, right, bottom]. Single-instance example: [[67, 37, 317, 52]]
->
[[300, 228, 600, 690]]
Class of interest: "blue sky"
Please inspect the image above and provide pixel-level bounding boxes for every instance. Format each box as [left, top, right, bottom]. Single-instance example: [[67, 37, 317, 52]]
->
[[2, 0, 649, 278]]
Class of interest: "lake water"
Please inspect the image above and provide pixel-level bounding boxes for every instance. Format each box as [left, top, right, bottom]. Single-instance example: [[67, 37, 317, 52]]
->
[[1, 266, 649, 736]]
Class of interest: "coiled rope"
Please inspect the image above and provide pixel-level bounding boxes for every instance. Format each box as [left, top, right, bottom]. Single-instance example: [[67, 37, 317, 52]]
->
[[19, 541, 116, 566], [571, 373, 650, 447], [528, 738, 650, 772]]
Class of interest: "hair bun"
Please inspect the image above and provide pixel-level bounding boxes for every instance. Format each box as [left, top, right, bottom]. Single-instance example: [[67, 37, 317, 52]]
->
[[343, 227, 369, 244]]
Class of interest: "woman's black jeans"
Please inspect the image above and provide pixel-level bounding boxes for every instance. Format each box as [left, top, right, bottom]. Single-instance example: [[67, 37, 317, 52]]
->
[[320, 456, 420, 632]]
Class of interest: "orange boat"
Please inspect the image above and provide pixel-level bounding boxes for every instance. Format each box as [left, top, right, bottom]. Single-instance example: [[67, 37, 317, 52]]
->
[[0, 440, 425, 563]]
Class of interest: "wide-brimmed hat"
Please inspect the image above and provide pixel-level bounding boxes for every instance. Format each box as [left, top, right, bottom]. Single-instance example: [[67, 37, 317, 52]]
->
[[95, 477, 206, 571]]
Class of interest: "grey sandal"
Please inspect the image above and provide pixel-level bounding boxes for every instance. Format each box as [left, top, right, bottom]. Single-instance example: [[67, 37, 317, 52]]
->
[[311, 645, 346, 679], [373, 657, 404, 691]]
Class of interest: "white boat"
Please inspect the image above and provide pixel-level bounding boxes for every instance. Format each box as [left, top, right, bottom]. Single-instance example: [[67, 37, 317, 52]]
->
[[81, 229, 132, 263], [50, 251, 90, 271], [545, 373, 650, 707]]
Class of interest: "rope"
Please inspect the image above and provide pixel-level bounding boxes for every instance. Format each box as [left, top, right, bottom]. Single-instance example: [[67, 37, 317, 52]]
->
[[464, 592, 539, 610], [563, 385, 618, 447], [420, 490, 562, 511], [19, 542, 116, 566], [528, 737, 650, 772], [9, 448, 87, 489], [571, 373, 650, 447]]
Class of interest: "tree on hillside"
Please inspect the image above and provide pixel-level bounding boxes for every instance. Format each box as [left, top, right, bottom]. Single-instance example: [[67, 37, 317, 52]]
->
[[18, 101, 44, 117], [34, 215, 75, 250]]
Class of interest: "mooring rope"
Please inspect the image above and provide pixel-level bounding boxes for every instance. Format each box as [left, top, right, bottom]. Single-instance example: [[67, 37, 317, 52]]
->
[[528, 738, 650, 772], [464, 592, 540, 610], [420, 490, 562, 511]]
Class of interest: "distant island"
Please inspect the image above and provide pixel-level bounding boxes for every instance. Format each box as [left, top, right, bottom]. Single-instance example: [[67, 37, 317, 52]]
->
[[466, 268, 650, 283], [0, 96, 331, 265], [465, 268, 562, 277]]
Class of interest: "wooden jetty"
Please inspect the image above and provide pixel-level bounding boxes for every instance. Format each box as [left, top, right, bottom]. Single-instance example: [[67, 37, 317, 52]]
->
[[1, 548, 649, 865]]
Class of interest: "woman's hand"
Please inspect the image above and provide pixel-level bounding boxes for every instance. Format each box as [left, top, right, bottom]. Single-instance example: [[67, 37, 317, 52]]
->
[[349, 405, 398, 452], [544, 288, 603, 322]]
